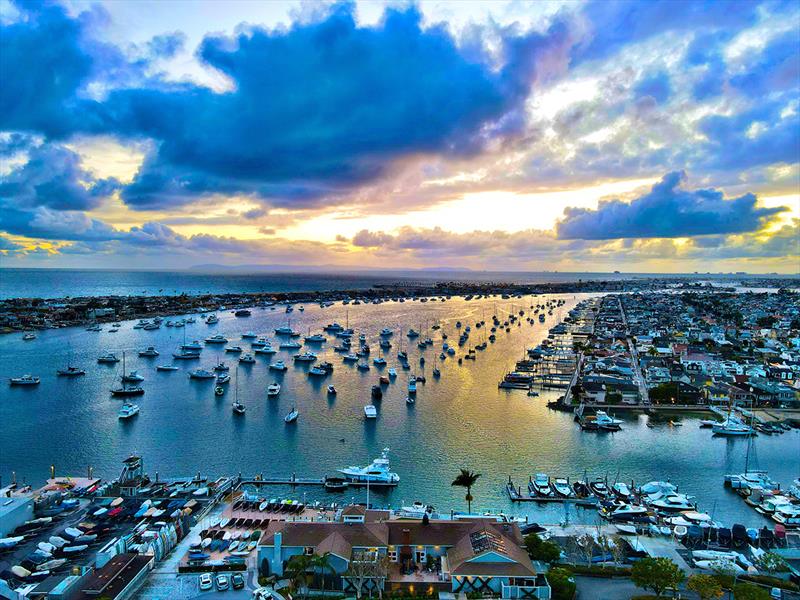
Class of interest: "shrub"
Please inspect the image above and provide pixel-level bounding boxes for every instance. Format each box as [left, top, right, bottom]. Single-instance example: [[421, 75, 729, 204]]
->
[[547, 567, 576, 600], [732, 583, 770, 600], [687, 574, 723, 600]]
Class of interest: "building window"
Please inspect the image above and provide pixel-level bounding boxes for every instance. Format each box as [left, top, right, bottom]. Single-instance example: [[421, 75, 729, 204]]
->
[[416, 550, 426, 563], [305, 547, 314, 556], [388, 550, 397, 562]]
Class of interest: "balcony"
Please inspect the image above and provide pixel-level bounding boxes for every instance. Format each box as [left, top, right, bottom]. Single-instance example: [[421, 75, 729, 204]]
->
[[501, 579, 550, 599]]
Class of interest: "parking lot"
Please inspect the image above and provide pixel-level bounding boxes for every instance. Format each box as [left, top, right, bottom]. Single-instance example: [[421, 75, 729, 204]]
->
[[135, 572, 252, 599]]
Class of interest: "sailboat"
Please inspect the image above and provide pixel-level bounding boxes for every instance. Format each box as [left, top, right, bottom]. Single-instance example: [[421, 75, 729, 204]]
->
[[284, 406, 299, 423], [111, 353, 144, 396], [57, 353, 85, 377], [232, 366, 245, 415]]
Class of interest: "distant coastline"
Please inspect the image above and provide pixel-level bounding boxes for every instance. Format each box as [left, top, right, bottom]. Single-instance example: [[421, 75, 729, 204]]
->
[[2, 273, 799, 334]]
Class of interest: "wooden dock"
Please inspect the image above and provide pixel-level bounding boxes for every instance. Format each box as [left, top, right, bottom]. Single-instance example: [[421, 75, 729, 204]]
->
[[505, 481, 598, 507], [239, 476, 398, 489]]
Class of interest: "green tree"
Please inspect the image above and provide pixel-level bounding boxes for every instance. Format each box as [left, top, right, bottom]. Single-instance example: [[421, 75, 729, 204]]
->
[[546, 567, 576, 600], [523, 533, 561, 563], [631, 557, 685, 597], [451, 469, 481, 513], [687, 574, 723, 600], [286, 554, 313, 599], [732, 583, 770, 600], [311, 551, 335, 595]]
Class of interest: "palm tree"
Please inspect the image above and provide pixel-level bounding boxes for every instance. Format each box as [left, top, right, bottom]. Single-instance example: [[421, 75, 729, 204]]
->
[[286, 554, 313, 599], [452, 468, 481, 513], [312, 551, 335, 595]]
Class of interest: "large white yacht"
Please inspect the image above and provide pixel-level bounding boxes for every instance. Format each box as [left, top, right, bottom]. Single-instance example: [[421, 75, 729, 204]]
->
[[338, 448, 399, 484], [118, 403, 140, 419]]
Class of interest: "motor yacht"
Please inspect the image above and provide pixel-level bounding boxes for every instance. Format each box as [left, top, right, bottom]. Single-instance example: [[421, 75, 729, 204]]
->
[[242, 332, 257, 339], [612, 482, 633, 500], [274, 326, 295, 336], [205, 334, 227, 344], [373, 357, 387, 366], [57, 366, 86, 377], [156, 365, 179, 371], [388, 368, 397, 378], [118, 403, 140, 419], [181, 340, 203, 351], [380, 328, 393, 337], [293, 352, 318, 362], [138, 347, 159, 357], [650, 494, 695, 512], [189, 369, 216, 379], [121, 370, 144, 383], [552, 478, 574, 498], [9, 374, 40, 386], [267, 382, 281, 397], [338, 448, 399, 484], [284, 407, 299, 423], [205, 314, 219, 324], [407, 377, 417, 394], [595, 411, 623, 431], [251, 337, 270, 347], [239, 354, 255, 364], [279, 340, 302, 350], [609, 504, 649, 521], [97, 352, 120, 364], [173, 349, 200, 359], [357, 361, 370, 371], [255, 345, 277, 354], [86, 324, 102, 331], [269, 361, 287, 371], [530, 473, 553, 497], [22, 332, 36, 340], [226, 346, 243, 353], [343, 353, 359, 363], [304, 334, 326, 343], [308, 366, 326, 376], [364, 404, 378, 418]]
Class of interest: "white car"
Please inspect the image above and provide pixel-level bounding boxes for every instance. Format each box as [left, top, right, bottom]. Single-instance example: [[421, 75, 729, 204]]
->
[[216, 574, 230, 591], [199, 573, 213, 591]]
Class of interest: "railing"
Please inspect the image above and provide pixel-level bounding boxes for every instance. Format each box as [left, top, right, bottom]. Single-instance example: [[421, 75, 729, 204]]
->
[[501, 583, 549, 599]]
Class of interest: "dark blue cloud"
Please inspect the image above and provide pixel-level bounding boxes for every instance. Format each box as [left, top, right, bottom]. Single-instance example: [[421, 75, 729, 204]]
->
[[698, 98, 800, 170], [2, 1, 559, 211], [573, 0, 766, 64], [633, 70, 672, 104], [730, 30, 800, 98], [556, 171, 787, 240], [0, 143, 119, 211]]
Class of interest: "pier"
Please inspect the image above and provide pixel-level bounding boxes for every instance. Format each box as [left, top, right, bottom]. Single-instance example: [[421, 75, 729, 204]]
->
[[505, 479, 599, 507], [239, 475, 398, 488]]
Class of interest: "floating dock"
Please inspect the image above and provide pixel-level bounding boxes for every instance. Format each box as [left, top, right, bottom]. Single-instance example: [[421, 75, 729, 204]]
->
[[505, 480, 599, 506], [239, 476, 398, 488]]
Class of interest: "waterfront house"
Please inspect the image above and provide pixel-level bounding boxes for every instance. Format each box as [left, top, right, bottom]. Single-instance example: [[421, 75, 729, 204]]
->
[[257, 510, 550, 599]]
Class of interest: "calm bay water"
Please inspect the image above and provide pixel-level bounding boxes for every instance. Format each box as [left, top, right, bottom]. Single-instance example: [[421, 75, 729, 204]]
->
[[1, 294, 798, 526], [0, 268, 780, 300]]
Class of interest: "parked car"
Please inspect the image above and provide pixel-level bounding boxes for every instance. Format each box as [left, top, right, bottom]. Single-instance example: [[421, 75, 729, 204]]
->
[[231, 573, 245, 590], [199, 573, 213, 591], [216, 574, 229, 591]]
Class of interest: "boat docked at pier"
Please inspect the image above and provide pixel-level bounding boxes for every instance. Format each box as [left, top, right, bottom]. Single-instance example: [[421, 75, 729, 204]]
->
[[338, 448, 399, 485]]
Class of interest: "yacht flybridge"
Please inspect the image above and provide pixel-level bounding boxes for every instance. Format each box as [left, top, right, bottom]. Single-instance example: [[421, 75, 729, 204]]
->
[[338, 448, 399, 485]]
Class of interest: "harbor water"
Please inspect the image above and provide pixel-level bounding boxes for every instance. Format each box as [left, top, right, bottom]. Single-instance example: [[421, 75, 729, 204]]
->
[[1, 294, 798, 526]]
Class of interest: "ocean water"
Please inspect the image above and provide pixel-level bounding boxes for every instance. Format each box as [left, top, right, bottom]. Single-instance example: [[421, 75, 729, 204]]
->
[[1, 294, 798, 526], [0, 268, 779, 300]]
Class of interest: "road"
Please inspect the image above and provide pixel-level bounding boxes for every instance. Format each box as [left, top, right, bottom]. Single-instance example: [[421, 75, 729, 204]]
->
[[617, 296, 649, 405]]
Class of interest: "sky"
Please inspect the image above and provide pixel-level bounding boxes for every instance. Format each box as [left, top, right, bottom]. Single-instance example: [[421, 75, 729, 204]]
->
[[0, 0, 798, 273]]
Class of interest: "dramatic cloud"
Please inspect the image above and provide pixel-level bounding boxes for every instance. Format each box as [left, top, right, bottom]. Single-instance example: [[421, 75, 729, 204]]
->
[[556, 171, 787, 240], [0, 143, 119, 211]]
